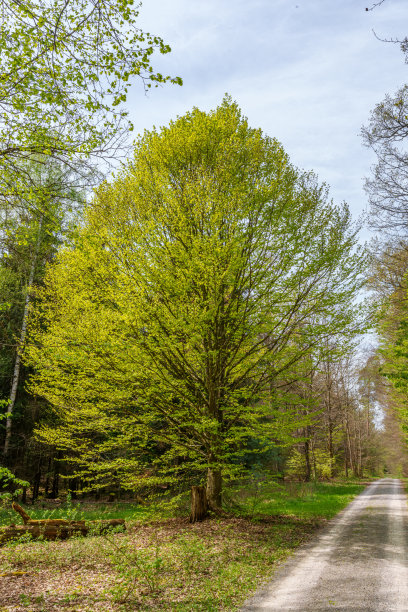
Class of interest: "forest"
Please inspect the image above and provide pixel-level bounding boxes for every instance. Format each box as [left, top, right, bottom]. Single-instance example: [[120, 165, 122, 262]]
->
[[1, 0, 408, 610]]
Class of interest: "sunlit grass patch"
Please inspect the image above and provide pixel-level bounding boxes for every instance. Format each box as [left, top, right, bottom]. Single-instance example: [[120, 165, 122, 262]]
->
[[0, 498, 150, 527], [224, 479, 365, 519]]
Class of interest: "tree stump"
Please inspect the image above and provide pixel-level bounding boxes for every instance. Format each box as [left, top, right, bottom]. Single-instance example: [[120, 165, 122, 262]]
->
[[190, 485, 208, 523]]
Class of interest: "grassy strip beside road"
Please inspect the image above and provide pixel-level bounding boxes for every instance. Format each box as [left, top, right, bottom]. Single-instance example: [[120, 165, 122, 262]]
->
[[228, 479, 366, 519], [0, 481, 365, 611]]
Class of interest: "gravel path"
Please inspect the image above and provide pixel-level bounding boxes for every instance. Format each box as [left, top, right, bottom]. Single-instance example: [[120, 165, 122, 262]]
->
[[242, 478, 408, 612]]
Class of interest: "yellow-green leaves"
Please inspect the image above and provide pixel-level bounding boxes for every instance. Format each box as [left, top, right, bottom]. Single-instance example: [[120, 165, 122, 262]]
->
[[26, 99, 366, 493]]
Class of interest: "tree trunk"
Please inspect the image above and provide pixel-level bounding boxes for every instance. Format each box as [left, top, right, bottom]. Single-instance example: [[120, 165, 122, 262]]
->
[[190, 486, 208, 523], [44, 457, 52, 498], [345, 412, 355, 476], [304, 438, 311, 482], [68, 478, 78, 499], [51, 452, 61, 499], [32, 459, 42, 503], [344, 436, 349, 478], [357, 425, 363, 477], [325, 367, 334, 478], [206, 462, 222, 511]]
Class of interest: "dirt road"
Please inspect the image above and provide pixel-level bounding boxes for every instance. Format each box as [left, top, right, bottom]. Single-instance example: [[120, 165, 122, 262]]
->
[[242, 478, 408, 612]]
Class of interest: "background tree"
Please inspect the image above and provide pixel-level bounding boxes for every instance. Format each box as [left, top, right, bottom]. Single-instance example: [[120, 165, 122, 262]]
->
[[361, 240, 408, 472], [362, 86, 408, 234], [26, 99, 367, 509], [0, 0, 181, 481], [0, 159, 84, 472]]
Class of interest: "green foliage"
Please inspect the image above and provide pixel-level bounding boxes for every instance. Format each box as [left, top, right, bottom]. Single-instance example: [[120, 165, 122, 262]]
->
[[0, 467, 29, 490], [0, 0, 181, 201], [0, 469, 29, 525], [286, 448, 334, 480], [380, 308, 408, 437], [0, 157, 86, 460], [26, 98, 367, 500]]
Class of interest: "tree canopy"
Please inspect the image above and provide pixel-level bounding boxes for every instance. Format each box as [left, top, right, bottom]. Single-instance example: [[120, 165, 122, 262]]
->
[[26, 99, 367, 508]]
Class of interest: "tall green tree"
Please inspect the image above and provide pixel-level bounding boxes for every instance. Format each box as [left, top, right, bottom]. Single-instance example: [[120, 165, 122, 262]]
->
[[27, 99, 366, 508]]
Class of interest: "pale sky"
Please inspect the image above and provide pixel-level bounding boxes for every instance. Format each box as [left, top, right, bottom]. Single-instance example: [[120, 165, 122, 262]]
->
[[126, 0, 407, 241]]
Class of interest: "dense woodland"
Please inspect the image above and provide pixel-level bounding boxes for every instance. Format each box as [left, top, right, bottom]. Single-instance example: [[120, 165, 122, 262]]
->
[[1, 0, 408, 518]]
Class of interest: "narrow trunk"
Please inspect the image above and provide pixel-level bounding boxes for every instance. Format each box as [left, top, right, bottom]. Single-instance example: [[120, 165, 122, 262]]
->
[[51, 453, 61, 499], [344, 434, 349, 478], [69, 478, 78, 499], [206, 457, 222, 511], [3, 219, 43, 457], [328, 420, 334, 477], [357, 425, 363, 477], [32, 461, 42, 503], [44, 457, 52, 497], [304, 437, 311, 482], [326, 367, 334, 478], [347, 426, 355, 476]]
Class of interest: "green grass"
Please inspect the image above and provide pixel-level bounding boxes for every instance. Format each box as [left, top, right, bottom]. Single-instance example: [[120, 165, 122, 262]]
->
[[0, 498, 150, 527], [0, 480, 366, 611], [228, 480, 366, 520]]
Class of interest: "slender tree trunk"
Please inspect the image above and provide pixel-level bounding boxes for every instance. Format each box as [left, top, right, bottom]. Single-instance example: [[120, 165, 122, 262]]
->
[[304, 437, 311, 482], [325, 364, 334, 478], [51, 452, 61, 499], [357, 425, 363, 477], [32, 458, 42, 503], [312, 440, 317, 480], [69, 478, 78, 499], [346, 420, 354, 475], [344, 432, 349, 478], [206, 370, 223, 510], [44, 457, 51, 498], [3, 219, 43, 457]]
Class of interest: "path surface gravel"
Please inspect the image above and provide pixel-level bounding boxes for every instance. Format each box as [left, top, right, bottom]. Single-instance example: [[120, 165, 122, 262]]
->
[[242, 478, 408, 612]]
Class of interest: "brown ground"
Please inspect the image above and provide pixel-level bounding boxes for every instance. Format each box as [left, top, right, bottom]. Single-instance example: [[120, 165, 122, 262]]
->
[[0, 516, 323, 611]]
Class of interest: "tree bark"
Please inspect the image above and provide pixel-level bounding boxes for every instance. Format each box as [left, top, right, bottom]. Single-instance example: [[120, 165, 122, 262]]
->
[[32, 458, 42, 503], [206, 464, 222, 510], [44, 457, 52, 498], [51, 454, 60, 499], [304, 432, 311, 481], [190, 486, 208, 523]]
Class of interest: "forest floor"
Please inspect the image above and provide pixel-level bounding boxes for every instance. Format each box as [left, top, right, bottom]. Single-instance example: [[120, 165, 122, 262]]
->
[[0, 480, 365, 611]]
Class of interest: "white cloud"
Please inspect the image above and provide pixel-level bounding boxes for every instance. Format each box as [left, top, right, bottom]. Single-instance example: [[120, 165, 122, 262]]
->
[[127, 0, 408, 233]]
